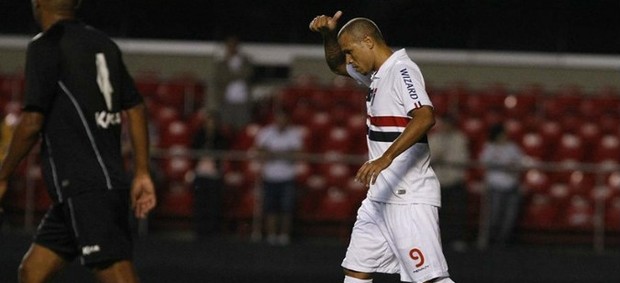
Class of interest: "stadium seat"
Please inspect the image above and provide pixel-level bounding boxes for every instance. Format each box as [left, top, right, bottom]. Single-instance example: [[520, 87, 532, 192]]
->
[[160, 146, 193, 182], [159, 120, 192, 147], [521, 193, 559, 229], [520, 132, 547, 160], [566, 170, 596, 196], [538, 120, 563, 147], [459, 117, 487, 157], [605, 196, 620, 231], [562, 195, 594, 230], [577, 122, 602, 157], [504, 119, 525, 142], [522, 169, 552, 194], [133, 72, 161, 98], [319, 126, 352, 154], [593, 135, 620, 163], [159, 182, 193, 218], [503, 91, 539, 118], [231, 123, 261, 150], [315, 187, 354, 221], [320, 162, 352, 188], [551, 134, 584, 162]]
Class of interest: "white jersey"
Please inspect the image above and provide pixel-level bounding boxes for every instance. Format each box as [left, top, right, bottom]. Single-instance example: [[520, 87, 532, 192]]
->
[[347, 49, 440, 206]]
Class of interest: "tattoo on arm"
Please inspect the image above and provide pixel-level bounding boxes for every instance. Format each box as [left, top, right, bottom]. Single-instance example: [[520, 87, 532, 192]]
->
[[323, 35, 347, 76]]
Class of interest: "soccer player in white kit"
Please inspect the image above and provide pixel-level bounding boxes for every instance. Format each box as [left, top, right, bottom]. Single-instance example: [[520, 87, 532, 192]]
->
[[309, 11, 454, 283]]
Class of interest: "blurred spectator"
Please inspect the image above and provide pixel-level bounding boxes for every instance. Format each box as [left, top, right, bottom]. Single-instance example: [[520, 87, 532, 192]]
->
[[479, 123, 524, 248], [254, 111, 303, 246], [214, 35, 254, 131], [191, 110, 231, 238], [429, 116, 470, 251]]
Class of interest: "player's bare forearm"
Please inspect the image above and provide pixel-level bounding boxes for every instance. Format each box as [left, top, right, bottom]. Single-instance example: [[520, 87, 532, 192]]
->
[[126, 103, 156, 218], [356, 106, 435, 186], [323, 32, 347, 76], [309, 11, 347, 76], [0, 112, 44, 182], [126, 103, 151, 177], [382, 106, 436, 162]]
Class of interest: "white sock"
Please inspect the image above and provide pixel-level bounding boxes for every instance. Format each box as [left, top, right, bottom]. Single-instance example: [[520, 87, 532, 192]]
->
[[344, 275, 372, 283]]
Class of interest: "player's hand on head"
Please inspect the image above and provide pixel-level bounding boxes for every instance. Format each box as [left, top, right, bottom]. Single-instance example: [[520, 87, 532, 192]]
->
[[131, 174, 157, 219], [309, 10, 343, 33]]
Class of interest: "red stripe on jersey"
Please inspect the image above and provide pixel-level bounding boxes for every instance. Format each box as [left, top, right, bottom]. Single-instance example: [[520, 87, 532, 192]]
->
[[369, 116, 411, 127]]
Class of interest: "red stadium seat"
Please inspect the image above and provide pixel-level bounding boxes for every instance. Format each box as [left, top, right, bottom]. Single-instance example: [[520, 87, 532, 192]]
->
[[162, 156, 193, 182], [566, 170, 596, 196], [562, 195, 594, 230], [315, 187, 354, 221], [159, 120, 192, 147], [552, 134, 584, 162], [605, 196, 620, 231], [522, 169, 552, 194], [521, 193, 559, 229], [538, 120, 562, 146], [133, 72, 161, 99], [319, 126, 352, 153], [459, 117, 487, 157], [577, 122, 602, 157], [593, 135, 620, 163], [321, 162, 352, 188], [227, 189, 257, 220], [159, 182, 193, 218], [503, 92, 539, 118], [504, 119, 525, 142], [231, 123, 261, 150], [520, 132, 547, 160]]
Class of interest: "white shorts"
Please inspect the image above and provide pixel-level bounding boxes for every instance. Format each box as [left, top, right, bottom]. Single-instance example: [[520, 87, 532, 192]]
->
[[342, 199, 451, 283]]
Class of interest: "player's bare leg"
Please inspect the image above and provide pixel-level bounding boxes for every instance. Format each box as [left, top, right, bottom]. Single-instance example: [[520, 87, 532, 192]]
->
[[344, 268, 372, 282], [93, 260, 140, 283], [18, 244, 67, 283]]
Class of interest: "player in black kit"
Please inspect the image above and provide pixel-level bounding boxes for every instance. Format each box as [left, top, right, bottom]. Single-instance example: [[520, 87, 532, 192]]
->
[[0, 0, 156, 282]]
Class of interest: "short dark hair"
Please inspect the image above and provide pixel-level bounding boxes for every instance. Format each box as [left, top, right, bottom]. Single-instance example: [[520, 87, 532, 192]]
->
[[338, 17, 385, 44]]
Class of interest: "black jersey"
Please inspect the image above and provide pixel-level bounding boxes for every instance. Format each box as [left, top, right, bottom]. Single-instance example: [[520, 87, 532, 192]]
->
[[23, 20, 143, 203]]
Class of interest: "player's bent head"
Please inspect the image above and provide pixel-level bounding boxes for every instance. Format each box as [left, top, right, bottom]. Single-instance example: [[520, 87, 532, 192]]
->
[[338, 17, 385, 45]]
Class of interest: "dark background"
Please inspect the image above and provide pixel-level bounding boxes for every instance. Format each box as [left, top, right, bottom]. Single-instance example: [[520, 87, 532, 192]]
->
[[1, 0, 620, 54]]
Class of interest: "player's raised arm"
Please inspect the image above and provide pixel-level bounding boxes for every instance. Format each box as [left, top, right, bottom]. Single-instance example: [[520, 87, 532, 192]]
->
[[309, 11, 348, 76]]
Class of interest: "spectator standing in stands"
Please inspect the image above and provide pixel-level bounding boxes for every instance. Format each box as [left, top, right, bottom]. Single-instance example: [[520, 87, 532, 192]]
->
[[479, 123, 524, 248], [310, 11, 454, 283], [0, 0, 156, 281], [429, 116, 470, 251], [254, 111, 303, 246], [214, 35, 254, 131], [191, 109, 230, 238]]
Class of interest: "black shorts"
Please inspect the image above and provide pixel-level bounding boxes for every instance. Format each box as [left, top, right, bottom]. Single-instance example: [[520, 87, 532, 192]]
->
[[34, 189, 133, 267]]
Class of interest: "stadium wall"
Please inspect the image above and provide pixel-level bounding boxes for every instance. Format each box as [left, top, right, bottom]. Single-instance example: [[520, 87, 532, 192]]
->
[[2, 36, 620, 93]]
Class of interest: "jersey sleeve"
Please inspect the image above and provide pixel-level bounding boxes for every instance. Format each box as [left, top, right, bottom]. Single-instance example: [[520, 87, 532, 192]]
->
[[394, 63, 432, 113], [346, 64, 372, 87], [23, 39, 60, 114]]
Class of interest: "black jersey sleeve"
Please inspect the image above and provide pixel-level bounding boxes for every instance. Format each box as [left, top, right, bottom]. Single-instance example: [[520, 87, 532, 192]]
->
[[23, 37, 60, 114]]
